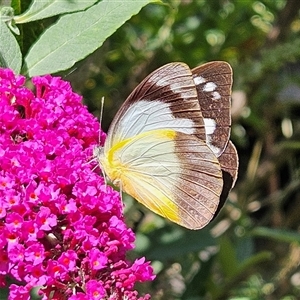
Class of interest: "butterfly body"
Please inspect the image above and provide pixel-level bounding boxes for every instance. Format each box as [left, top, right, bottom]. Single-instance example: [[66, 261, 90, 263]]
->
[[95, 62, 238, 230]]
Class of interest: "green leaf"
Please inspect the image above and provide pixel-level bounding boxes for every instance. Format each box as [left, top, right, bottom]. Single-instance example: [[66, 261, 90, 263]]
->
[[218, 236, 239, 277], [279, 141, 300, 150], [251, 227, 300, 244], [0, 21, 22, 73], [24, 0, 155, 77], [14, 0, 98, 24], [0, 6, 20, 34]]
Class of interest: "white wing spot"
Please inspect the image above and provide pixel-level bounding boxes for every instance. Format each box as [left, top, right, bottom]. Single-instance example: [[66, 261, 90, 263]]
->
[[203, 82, 217, 92], [203, 118, 216, 135], [193, 76, 206, 85], [204, 118, 222, 156], [212, 91, 221, 100]]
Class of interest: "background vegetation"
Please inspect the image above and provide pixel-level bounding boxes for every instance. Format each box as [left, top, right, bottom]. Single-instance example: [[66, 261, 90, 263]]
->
[[1, 0, 300, 299]]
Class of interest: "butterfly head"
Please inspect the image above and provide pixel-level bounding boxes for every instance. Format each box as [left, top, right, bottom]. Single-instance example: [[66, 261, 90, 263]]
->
[[93, 145, 104, 159], [93, 144, 123, 189], [93, 145, 106, 176]]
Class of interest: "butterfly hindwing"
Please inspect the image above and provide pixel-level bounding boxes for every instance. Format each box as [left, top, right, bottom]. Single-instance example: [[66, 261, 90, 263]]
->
[[211, 141, 239, 220], [192, 61, 233, 157], [100, 128, 223, 229], [218, 141, 239, 188]]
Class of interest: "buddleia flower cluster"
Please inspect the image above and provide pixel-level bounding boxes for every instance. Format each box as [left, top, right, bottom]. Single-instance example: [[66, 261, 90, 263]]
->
[[0, 68, 155, 300]]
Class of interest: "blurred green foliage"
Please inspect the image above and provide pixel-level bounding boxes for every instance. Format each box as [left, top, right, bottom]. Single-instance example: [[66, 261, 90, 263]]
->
[[2, 0, 300, 299], [67, 1, 300, 299]]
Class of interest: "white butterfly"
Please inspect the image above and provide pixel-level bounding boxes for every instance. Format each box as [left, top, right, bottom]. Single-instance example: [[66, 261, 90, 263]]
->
[[94, 61, 238, 230]]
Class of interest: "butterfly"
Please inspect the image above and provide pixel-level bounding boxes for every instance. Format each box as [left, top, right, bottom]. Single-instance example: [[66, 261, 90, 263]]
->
[[94, 61, 238, 230]]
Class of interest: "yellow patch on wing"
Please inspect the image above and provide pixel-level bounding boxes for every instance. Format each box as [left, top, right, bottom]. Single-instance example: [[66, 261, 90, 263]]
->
[[100, 129, 181, 224], [102, 129, 176, 181], [125, 173, 180, 225]]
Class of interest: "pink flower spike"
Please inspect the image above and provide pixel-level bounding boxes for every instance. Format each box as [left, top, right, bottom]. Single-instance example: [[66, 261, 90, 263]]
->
[[0, 68, 155, 299]]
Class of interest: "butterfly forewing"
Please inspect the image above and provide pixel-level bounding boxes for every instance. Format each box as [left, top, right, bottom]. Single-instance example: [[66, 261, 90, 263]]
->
[[192, 61, 233, 157], [105, 63, 206, 151]]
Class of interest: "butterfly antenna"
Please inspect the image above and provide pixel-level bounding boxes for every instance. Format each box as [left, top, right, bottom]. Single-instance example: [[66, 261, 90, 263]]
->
[[83, 156, 98, 166], [97, 96, 108, 190], [64, 67, 77, 78], [98, 96, 105, 145]]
